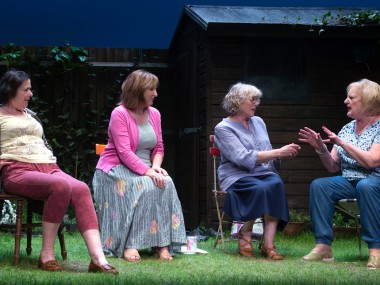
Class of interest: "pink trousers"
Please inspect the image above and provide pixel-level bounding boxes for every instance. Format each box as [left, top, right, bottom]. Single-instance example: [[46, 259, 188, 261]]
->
[[2, 161, 98, 233]]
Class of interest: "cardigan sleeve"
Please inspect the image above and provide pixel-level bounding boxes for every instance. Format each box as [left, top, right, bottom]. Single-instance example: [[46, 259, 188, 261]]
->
[[109, 108, 150, 175]]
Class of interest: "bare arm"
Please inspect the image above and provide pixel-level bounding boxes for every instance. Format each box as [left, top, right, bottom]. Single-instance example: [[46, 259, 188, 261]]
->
[[322, 126, 380, 169], [256, 143, 301, 163]]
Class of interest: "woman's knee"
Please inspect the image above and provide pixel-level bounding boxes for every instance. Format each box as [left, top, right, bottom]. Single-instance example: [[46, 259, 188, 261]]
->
[[310, 178, 331, 195], [357, 178, 380, 198], [165, 176, 173, 183], [49, 179, 72, 200], [71, 181, 92, 200], [310, 178, 323, 190]]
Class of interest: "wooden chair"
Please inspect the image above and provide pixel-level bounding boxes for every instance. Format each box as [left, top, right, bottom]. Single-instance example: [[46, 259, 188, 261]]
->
[[0, 192, 67, 265], [335, 198, 362, 256]]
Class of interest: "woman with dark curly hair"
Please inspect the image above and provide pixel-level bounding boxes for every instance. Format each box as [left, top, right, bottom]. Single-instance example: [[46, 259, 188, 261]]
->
[[0, 69, 118, 274]]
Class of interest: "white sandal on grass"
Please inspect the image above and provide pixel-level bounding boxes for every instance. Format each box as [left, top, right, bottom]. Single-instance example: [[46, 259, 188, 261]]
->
[[367, 256, 380, 269], [303, 250, 334, 262]]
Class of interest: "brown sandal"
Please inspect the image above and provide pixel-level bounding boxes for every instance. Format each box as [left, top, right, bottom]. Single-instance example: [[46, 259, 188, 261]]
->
[[238, 232, 254, 257], [261, 246, 284, 260], [38, 257, 61, 271], [153, 247, 173, 261]]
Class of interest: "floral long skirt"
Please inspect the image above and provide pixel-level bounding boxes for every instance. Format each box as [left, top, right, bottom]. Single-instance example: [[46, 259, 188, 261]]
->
[[92, 165, 187, 257]]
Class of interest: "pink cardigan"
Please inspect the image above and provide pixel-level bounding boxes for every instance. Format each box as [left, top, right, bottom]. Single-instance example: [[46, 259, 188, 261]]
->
[[96, 105, 164, 175]]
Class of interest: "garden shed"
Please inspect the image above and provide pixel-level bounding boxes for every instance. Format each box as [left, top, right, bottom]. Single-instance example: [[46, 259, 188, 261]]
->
[[168, 5, 380, 229]]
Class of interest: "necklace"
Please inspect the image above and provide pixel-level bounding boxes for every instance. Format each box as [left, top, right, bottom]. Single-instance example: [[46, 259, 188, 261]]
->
[[356, 117, 374, 135]]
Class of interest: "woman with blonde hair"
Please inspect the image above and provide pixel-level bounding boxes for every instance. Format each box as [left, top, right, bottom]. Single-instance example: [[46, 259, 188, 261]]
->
[[300, 79, 380, 269]]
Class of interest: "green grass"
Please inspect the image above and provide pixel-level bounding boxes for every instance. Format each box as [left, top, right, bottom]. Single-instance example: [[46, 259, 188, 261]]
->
[[0, 230, 379, 285]]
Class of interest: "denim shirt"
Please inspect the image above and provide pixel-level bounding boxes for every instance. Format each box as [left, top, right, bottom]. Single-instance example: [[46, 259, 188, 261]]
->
[[336, 120, 380, 180]]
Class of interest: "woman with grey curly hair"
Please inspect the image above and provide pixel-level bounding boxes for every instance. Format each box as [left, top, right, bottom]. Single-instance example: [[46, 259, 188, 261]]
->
[[215, 82, 301, 260], [222, 83, 263, 115]]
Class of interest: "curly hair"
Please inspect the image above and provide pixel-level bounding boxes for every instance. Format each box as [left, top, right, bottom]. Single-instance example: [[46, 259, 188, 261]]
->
[[222, 82, 263, 115]]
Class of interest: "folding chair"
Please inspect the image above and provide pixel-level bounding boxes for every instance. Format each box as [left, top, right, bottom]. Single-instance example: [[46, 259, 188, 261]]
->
[[335, 199, 362, 256], [210, 135, 258, 251], [209, 135, 229, 249]]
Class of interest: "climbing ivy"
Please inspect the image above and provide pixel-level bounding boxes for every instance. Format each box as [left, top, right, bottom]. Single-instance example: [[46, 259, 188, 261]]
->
[[311, 9, 380, 34], [0, 43, 118, 185]]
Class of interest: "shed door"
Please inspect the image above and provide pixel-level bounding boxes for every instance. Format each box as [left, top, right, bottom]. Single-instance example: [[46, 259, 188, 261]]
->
[[175, 47, 199, 230]]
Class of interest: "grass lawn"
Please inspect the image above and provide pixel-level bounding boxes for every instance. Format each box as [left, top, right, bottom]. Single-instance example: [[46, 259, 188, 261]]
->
[[0, 230, 379, 285]]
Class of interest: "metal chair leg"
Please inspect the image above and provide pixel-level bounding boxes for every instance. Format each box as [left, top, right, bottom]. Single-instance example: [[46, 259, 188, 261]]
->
[[355, 216, 362, 257]]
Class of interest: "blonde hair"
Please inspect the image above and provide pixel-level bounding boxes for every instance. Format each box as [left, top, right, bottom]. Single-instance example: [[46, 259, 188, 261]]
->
[[347, 79, 380, 116], [222, 82, 263, 115]]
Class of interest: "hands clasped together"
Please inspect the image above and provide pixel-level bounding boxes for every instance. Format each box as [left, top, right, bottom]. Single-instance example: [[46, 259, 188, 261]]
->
[[145, 167, 168, 188]]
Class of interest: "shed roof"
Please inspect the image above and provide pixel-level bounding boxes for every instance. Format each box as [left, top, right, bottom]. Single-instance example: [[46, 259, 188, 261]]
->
[[184, 5, 373, 30]]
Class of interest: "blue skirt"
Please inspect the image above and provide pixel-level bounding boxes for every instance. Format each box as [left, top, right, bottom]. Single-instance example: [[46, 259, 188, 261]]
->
[[224, 174, 289, 231]]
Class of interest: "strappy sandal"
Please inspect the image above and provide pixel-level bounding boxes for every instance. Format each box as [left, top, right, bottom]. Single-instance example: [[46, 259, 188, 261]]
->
[[302, 249, 334, 262], [238, 232, 254, 257], [153, 247, 173, 261], [123, 249, 141, 262], [261, 246, 284, 260], [367, 256, 380, 269]]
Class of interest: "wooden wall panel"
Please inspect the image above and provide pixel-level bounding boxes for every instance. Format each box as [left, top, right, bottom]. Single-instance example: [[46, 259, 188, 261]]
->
[[204, 37, 380, 227]]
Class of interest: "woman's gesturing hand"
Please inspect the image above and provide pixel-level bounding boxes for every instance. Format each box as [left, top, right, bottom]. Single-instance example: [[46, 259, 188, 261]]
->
[[321, 126, 346, 147], [278, 143, 301, 158], [299, 126, 345, 153], [298, 127, 329, 153]]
